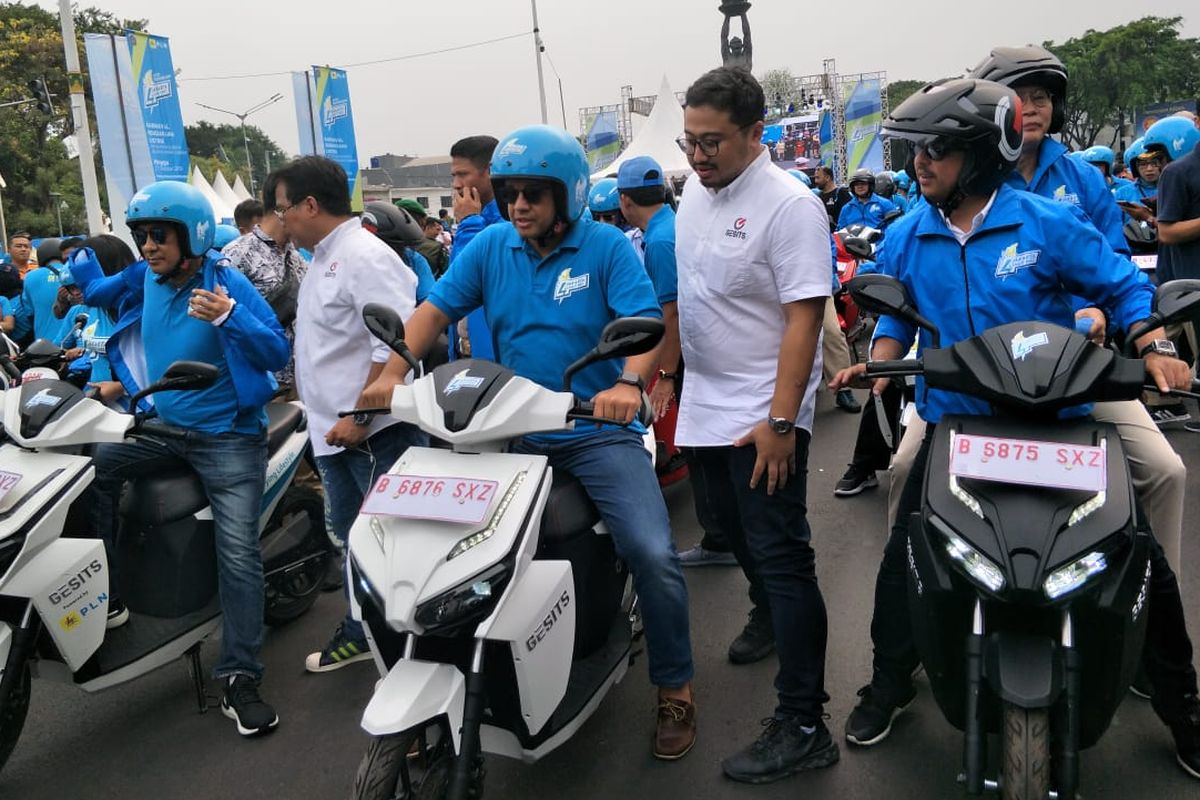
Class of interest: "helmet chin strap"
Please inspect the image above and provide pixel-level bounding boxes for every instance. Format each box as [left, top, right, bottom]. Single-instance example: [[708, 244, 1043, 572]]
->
[[534, 218, 568, 249], [154, 255, 202, 284]]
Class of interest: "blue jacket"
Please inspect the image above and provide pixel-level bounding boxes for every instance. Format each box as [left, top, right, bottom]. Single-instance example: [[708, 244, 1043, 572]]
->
[[450, 199, 505, 361], [72, 247, 289, 415], [1113, 179, 1158, 223], [837, 193, 897, 230], [873, 184, 1153, 425], [1006, 138, 1127, 255]]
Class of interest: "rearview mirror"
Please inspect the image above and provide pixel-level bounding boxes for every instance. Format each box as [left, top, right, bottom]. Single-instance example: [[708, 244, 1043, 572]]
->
[[1153, 279, 1200, 325], [562, 317, 665, 392], [846, 274, 941, 348], [843, 237, 874, 261], [129, 360, 219, 409], [363, 303, 405, 347], [883, 208, 903, 224]]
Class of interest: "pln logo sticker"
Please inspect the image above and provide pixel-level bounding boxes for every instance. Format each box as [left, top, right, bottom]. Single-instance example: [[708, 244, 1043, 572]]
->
[[141, 70, 173, 109], [553, 268, 590, 303], [59, 610, 82, 632], [1011, 330, 1050, 362]]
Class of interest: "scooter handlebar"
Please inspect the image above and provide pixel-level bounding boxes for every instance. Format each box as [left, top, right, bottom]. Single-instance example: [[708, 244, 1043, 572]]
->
[[864, 359, 924, 378], [567, 396, 655, 429]]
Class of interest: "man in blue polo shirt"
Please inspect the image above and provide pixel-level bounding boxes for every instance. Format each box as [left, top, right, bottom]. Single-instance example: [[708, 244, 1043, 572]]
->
[[364, 125, 698, 761]]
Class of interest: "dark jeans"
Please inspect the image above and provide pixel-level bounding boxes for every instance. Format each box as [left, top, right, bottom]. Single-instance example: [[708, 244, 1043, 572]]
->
[[691, 430, 830, 722], [681, 447, 730, 552], [315, 422, 429, 641], [849, 382, 902, 473], [91, 430, 269, 680], [871, 429, 1199, 717]]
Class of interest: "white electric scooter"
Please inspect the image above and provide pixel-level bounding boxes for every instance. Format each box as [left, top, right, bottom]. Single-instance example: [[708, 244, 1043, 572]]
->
[[0, 358, 325, 773], [346, 305, 663, 800]]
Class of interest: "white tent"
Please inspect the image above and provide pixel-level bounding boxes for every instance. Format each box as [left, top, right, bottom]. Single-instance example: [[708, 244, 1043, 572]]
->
[[190, 167, 234, 223], [232, 175, 254, 202], [591, 75, 692, 181], [212, 170, 243, 213]]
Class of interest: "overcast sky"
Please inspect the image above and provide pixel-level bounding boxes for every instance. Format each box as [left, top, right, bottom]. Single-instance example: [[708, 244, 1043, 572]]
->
[[35, 0, 1199, 164]]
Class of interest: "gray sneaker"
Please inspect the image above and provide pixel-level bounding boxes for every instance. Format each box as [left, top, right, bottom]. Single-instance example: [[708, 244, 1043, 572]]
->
[[678, 544, 738, 567]]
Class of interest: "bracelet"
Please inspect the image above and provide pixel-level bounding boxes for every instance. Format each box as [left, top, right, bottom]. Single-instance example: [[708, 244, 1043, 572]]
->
[[657, 370, 678, 381]]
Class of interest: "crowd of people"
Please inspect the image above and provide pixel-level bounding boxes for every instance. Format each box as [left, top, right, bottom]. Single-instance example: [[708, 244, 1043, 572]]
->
[[3, 40, 1200, 790]]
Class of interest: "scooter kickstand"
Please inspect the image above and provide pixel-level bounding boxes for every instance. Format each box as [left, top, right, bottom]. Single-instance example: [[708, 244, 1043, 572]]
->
[[184, 643, 209, 714]]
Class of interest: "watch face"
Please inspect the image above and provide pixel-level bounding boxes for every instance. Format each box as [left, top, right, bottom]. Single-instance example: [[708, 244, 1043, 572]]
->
[[770, 419, 793, 434]]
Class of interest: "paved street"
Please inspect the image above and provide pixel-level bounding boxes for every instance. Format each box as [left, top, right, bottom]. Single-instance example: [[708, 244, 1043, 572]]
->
[[4, 391, 1199, 799]]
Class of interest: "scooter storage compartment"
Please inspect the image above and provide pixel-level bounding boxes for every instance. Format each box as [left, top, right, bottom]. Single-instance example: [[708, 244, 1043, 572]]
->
[[118, 516, 218, 617], [536, 526, 627, 659]]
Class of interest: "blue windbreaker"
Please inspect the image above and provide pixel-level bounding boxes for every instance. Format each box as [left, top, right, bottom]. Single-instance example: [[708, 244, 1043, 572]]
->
[[837, 193, 897, 230]]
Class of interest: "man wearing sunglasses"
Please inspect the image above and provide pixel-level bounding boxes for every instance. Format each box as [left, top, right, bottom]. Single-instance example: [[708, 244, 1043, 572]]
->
[[72, 180, 290, 738], [829, 79, 1200, 779], [363, 124, 698, 762]]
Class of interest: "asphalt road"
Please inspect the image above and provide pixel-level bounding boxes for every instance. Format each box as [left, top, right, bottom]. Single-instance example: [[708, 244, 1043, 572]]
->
[[4, 391, 1200, 800]]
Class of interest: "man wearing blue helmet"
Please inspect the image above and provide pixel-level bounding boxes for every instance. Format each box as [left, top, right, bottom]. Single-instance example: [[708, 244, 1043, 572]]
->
[[73, 179, 290, 738], [1081, 145, 1131, 194], [1116, 136, 1164, 224], [364, 124, 698, 760]]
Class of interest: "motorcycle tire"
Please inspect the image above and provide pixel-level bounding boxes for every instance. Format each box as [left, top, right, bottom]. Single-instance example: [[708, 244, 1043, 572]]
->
[[1001, 703, 1050, 800], [0, 659, 31, 772], [263, 486, 330, 627], [354, 725, 485, 800]]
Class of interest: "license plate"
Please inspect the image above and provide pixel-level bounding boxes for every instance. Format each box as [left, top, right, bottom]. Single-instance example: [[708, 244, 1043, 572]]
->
[[0, 470, 21, 502], [360, 474, 500, 524], [949, 433, 1105, 493], [1132, 254, 1157, 271]]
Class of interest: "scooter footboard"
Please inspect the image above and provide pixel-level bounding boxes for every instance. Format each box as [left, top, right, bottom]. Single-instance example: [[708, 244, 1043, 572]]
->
[[361, 659, 466, 754]]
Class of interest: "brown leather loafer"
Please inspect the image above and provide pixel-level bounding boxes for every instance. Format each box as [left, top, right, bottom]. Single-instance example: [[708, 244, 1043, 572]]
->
[[655, 696, 697, 760]]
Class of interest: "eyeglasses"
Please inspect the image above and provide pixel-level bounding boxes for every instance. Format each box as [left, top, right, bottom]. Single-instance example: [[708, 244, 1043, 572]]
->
[[676, 122, 754, 157], [1016, 88, 1053, 108], [593, 211, 619, 223], [131, 225, 170, 247], [497, 184, 551, 206]]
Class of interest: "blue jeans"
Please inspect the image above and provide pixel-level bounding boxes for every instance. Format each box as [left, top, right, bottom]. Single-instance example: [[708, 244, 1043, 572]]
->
[[315, 422, 428, 641], [91, 430, 269, 681], [512, 428, 695, 689], [691, 430, 830, 723]]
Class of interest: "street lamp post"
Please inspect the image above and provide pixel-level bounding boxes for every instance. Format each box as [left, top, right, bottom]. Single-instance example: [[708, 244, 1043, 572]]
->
[[196, 93, 284, 194], [48, 192, 64, 237]]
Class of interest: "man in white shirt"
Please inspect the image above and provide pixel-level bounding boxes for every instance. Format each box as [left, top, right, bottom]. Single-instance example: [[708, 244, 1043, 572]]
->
[[675, 67, 838, 784], [273, 156, 428, 672]]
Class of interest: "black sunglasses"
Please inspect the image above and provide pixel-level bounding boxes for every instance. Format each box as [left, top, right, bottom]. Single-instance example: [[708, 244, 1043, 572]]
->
[[913, 138, 964, 161], [497, 184, 552, 206], [594, 211, 618, 222], [131, 225, 171, 247]]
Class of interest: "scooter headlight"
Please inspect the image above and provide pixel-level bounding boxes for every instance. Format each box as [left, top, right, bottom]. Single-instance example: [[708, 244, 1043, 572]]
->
[[940, 528, 1006, 593], [1044, 552, 1107, 600], [415, 563, 511, 633]]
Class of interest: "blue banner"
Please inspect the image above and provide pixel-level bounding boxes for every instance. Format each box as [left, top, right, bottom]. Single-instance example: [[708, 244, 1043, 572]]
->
[[126, 32, 189, 182], [818, 110, 836, 174], [312, 66, 362, 210], [844, 79, 884, 175], [584, 111, 620, 173]]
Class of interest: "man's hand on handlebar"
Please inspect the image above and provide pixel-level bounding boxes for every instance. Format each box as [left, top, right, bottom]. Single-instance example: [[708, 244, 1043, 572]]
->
[[1075, 308, 1107, 345], [361, 375, 401, 411], [591, 382, 642, 425], [828, 362, 889, 396], [1144, 352, 1192, 394]]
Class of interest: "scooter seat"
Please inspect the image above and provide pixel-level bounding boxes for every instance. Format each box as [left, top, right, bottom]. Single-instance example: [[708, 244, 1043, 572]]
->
[[266, 402, 305, 454], [540, 470, 602, 543], [120, 468, 208, 526]]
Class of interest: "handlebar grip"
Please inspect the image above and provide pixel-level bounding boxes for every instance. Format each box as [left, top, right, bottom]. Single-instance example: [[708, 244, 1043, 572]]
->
[[864, 359, 923, 378], [337, 407, 390, 419]]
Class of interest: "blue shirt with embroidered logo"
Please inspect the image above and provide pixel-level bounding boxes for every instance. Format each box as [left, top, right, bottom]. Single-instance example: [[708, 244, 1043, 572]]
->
[[642, 205, 678, 305], [428, 214, 661, 438], [836, 193, 897, 230], [873, 184, 1153, 425]]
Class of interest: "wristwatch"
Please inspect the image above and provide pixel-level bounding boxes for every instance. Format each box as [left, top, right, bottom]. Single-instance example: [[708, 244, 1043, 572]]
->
[[617, 372, 646, 393], [352, 412, 372, 427], [1139, 339, 1178, 359], [657, 370, 678, 382], [767, 416, 795, 435]]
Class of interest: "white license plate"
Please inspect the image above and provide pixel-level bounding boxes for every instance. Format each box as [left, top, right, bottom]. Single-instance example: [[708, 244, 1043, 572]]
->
[[1132, 254, 1157, 271], [949, 433, 1105, 493], [360, 474, 500, 524], [0, 470, 22, 503]]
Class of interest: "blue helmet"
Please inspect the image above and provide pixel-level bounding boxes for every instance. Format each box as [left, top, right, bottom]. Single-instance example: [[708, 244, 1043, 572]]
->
[[491, 125, 590, 224], [126, 180, 216, 258], [1080, 145, 1115, 171], [785, 168, 812, 186], [213, 224, 240, 251], [893, 170, 912, 190], [1142, 116, 1200, 162], [1125, 138, 1146, 177], [588, 177, 621, 213]]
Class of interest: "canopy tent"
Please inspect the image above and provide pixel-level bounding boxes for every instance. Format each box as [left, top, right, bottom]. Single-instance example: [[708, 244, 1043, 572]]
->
[[590, 76, 692, 182], [212, 170, 243, 213], [232, 175, 254, 202], [190, 167, 234, 223]]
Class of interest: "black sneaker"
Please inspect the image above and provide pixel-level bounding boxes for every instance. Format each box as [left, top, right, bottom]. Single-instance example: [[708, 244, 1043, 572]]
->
[[722, 716, 839, 784], [845, 682, 917, 746], [728, 609, 775, 665], [1167, 695, 1200, 779], [835, 389, 862, 413], [220, 676, 279, 737], [304, 622, 372, 673], [834, 466, 879, 497], [106, 598, 129, 630]]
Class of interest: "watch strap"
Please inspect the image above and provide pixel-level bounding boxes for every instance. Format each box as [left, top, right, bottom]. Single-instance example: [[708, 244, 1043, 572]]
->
[[617, 372, 645, 393]]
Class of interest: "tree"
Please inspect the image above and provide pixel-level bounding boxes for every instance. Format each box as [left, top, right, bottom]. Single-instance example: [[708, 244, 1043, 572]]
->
[[885, 80, 926, 112], [1046, 16, 1200, 150], [184, 120, 289, 193], [0, 3, 147, 236], [760, 68, 797, 117]]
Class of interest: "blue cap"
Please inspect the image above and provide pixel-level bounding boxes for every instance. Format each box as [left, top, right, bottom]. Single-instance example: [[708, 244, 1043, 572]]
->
[[617, 156, 665, 190]]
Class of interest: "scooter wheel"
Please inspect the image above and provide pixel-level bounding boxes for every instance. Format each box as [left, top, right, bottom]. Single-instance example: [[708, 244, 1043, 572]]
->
[[1001, 703, 1050, 800], [0, 659, 31, 772], [263, 486, 330, 627], [354, 725, 485, 800]]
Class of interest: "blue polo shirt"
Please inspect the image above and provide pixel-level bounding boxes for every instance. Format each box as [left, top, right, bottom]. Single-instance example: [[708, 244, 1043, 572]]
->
[[642, 205, 678, 305], [141, 271, 266, 434], [15, 264, 72, 344], [429, 215, 661, 437]]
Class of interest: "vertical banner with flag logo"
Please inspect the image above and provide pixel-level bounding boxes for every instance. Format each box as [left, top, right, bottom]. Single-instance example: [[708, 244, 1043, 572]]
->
[[125, 32, 189, 181], [818, 109, 837, 174], [584, 111, 621, 173], [843, 79, 884, 175], [312, 66, 362, 211]]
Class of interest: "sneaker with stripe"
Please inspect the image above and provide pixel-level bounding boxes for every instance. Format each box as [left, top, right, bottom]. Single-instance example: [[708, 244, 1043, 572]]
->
[[304, 622, 372, 673]]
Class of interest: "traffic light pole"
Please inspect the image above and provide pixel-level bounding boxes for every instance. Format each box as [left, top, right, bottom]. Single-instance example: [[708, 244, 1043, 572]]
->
[[58, 0, 104, 234]]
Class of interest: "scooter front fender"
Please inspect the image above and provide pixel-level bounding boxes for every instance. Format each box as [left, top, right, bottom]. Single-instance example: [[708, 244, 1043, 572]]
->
[[361, 658, 465, 754]]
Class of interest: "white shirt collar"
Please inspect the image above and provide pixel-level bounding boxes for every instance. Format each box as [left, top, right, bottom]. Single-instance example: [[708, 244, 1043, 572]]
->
[[938, 190, 998, 245], [312, 217, 362, 261], [705, 145, 770, 199]]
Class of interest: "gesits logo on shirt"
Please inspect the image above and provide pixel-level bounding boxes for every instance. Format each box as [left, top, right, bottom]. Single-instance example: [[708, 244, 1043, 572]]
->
[[995, 243, 1041, 279], [724, 217, 749, 240], [553, 267, 590, 303]]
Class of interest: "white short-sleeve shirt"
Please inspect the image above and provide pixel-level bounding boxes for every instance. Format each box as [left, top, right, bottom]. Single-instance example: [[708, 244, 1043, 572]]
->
[[675, 147, 832, 446]]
